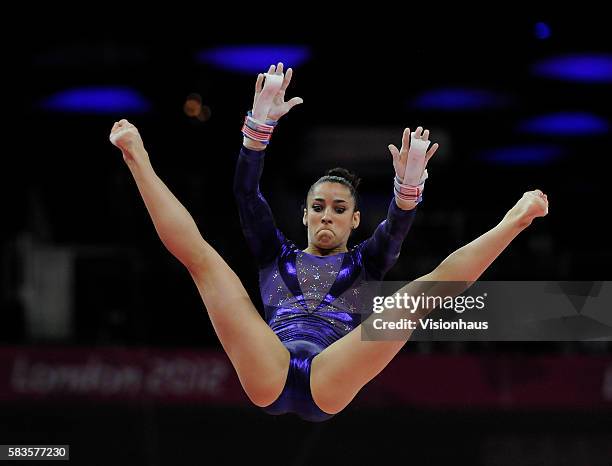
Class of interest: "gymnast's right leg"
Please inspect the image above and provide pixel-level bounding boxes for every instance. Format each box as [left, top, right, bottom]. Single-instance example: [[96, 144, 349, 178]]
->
[[109, 119, 289, 407]]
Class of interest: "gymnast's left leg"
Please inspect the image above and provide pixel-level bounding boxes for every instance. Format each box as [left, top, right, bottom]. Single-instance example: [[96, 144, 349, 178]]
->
[[310, 190, 549, 414]]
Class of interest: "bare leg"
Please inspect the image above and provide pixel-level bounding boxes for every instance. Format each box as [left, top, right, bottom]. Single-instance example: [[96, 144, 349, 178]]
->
[[187, 248, 289, 407], [110, 120, 289, 407], [310, 190, 549, 414]]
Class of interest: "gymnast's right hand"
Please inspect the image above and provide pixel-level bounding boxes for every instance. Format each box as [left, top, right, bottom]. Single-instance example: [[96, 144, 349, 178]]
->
[[109, 119, 148, 165], [252, 62, 303, 123]]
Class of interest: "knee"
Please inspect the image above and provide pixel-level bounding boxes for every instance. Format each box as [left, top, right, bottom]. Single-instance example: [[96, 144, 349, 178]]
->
[[311, 388, 351, 415], [244, 378, 285, 408], [248, 392, 278, 408], [241, 363, 288, 408], [310, 372, 355, 415]]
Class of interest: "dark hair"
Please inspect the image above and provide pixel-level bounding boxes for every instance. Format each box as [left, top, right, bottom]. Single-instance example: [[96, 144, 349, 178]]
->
[[305, 167, 361, 211]]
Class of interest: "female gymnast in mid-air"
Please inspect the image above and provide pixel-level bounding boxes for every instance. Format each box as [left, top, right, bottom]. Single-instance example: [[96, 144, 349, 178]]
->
[[109, 62, 548, 422]]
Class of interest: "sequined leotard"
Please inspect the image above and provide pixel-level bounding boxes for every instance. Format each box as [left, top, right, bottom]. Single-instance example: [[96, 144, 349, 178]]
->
[[234, 147, 417, 421]]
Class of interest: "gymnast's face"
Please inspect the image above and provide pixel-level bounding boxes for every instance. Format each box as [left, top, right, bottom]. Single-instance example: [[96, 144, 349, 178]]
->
[[303, 182, 360, 251]]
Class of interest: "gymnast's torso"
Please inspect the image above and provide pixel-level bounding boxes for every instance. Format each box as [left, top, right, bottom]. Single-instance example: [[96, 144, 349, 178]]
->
[[234, 146, 417, 421], [261, 234, 380, 347], [235, 146, 417, 349]]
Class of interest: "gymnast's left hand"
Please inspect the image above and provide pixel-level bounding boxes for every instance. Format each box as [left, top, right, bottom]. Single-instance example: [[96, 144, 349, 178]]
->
[[387, 126, 439, 184]]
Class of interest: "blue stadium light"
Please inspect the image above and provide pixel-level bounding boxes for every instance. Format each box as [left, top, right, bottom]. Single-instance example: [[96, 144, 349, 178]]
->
[[196, 45, 311, 73], [479, 145, 564, 165], [534, 22, 551, 40], [518, 112, 609, 136], [40, 87, 151, 114], [412, 88, 510, 111], [532, 54, 612, 83]]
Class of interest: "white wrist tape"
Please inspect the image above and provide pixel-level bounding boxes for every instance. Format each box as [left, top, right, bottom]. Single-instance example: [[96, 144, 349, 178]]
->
[[252, 73, 283, 122], [401, 135, 431, 186]]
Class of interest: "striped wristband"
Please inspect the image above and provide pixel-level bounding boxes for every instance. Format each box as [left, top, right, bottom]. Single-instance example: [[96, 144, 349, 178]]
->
[[247, 111, 278, 127], [241, 111, 277, 145], [394, 170, 427, 209]]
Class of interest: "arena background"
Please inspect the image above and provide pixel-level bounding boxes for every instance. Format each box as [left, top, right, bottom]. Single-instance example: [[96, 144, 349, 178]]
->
[[3, 15, 611, 464]]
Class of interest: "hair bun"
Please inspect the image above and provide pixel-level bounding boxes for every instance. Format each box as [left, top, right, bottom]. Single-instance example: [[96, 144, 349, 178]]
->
[[325, 167, 361, 191]]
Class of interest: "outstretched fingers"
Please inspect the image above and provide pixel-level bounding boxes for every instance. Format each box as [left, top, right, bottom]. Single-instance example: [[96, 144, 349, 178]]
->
[[400, 127, 411, 163], [255, 73, 264, 93], [281, 67, 293, 92], [426, 143, 439, 163], [286, 96, 303, 110], [400, 127, 410, 150], [388, 143, 400, 163], [253, 73, 264, 107]]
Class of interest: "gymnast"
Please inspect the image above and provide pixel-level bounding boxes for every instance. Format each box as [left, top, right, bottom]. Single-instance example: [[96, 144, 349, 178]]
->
[[109, 62, 548, 422]]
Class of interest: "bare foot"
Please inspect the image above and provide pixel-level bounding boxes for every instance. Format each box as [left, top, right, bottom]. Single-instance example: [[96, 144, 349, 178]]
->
[[505, 189, 549, 228]]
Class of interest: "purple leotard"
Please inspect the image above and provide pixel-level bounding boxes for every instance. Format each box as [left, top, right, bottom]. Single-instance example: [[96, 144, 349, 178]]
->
[[234, 147, 416, 421]]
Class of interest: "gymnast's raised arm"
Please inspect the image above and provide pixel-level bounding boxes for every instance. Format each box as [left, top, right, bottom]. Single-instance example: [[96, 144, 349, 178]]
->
[[233, 62, 303, 267], [361, 126, 439, 278]]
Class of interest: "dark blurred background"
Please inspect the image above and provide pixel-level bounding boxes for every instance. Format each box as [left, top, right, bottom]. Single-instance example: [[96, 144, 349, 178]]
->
[[2, 15, 611, 465]]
